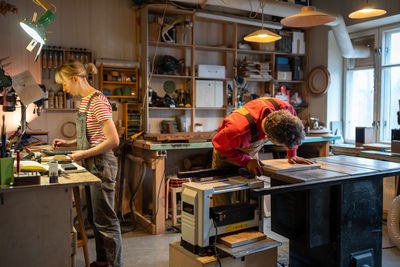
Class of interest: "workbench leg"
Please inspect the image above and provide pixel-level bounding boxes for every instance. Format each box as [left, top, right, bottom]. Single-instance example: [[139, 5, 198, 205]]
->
[[73, 187, 90, 267], [171, 188, 177, 226], [319, 141, 331, 157], [152, 151, 166, 234]]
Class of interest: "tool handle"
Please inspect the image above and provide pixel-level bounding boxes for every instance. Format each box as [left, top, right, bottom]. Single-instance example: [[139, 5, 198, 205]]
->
[[16, 150, 20, 173]]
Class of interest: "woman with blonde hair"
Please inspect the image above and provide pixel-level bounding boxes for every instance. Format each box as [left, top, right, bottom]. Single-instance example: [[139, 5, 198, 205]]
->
[[53, 60, 122, 267]]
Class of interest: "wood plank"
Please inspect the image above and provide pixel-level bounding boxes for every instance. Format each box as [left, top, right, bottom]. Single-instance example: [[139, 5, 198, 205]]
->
[[219, 231, 266, 248], [216, 237, 281, 259], [317, 161, 378, 176], [362, 143, 391, 152], [279, 168, 349, 183], [316, 155, 400, 171], [144, 131, 216, 141], [152, 151, 165, 234], [261, 159, 320, 173]]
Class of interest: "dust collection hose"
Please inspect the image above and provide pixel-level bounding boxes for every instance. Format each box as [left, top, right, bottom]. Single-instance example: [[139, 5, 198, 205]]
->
[[388, 195, 400, 250]]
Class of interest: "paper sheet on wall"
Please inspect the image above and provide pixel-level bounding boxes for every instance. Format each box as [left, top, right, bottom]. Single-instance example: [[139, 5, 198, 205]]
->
[[12, 71, 44, 105]]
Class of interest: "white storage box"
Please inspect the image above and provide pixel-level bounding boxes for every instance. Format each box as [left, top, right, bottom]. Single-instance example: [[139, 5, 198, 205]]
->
[[277, 71, 292, 81], [196, 80, 223, 108], [197, 65, 226, 79]]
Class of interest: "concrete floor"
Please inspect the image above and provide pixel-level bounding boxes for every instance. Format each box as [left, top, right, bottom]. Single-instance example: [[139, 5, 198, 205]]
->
[[76, 219, 400, 267]]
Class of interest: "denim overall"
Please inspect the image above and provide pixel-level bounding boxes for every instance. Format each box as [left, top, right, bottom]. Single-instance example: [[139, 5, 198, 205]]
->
[[77, 92, 122, 267]]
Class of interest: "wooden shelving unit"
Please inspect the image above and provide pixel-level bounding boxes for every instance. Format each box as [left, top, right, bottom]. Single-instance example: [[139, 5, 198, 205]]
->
[[138, 4, 309, 132], [99, 65, 139, 99], [122, 103, 142, 138]]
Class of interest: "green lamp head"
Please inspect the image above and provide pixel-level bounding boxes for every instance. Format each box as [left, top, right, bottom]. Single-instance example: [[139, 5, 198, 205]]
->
[[20, 10, 55, 44]]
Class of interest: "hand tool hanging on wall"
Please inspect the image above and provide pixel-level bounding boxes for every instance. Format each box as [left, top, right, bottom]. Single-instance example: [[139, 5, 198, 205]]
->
[[47, 46, 52, 79]]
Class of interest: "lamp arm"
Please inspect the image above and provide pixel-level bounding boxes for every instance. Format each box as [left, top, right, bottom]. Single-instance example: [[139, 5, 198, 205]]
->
[[33, 0, 56, 13]]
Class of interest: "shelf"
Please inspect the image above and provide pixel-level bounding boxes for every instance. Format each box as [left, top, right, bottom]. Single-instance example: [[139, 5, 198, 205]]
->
[[196, 107, 226, 110], [106, 96, 138, 99], [45, 108, 78, 112], [195, 77, 231, 81], [275, 80, 305, 83], [237, 49, 274, 55], [103, 81, 136, 85], [195, 45, 235, 52], [244, 78, 272, 82], [151, 74, 192, 79], [275, 52, 306, 57], [150, 107, 193, 110], [149, 41, 192, 49]]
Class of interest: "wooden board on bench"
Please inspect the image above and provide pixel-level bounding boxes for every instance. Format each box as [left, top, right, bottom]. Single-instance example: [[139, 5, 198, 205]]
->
[[219, 231, 266, 248], [262, 159, 320, 173], [144, 131, 216, 142]]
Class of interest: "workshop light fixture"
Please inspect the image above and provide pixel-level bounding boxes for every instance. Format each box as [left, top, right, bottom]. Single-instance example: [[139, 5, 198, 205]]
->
[[348, 0, 387, 19], [19, 0, 56, 61], [280, 0, 336, 28], [20, 10, 54, 45], [244, 0, 281, 43]]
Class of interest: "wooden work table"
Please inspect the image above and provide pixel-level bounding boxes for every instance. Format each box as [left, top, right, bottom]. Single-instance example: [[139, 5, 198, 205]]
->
[[252, 155, 400, 267], [130, 135, 339, 235], [0, 170, 100, 267]]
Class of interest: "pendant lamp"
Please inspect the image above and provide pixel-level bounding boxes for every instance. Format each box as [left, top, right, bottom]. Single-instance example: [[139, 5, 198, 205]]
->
[[244, 0, 281, 43], [348, 0, 386, 19], [281, 1, 336, 28]]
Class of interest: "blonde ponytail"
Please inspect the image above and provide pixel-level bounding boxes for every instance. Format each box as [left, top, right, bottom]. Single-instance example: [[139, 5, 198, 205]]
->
[[55, 60, 96, 84]]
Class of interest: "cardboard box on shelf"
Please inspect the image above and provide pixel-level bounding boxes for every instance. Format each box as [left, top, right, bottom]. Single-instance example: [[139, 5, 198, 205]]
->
[[197, 65, 225, 79], [277, 71, 292, 81]]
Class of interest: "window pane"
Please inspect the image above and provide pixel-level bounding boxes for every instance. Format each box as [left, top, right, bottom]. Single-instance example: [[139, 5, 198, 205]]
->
[[384, 31, 400, 65], [344, 69, 375, 141], [380, 66, 400, 142]]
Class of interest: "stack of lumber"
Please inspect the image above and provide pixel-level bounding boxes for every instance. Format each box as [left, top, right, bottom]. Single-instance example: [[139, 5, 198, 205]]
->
[[238, 59, 271, 80], [144, 131, 217, 142]]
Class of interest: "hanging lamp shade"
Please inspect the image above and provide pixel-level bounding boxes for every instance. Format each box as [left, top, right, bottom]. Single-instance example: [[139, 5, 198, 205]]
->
[[281, 6, 336, 28], [244, 29, 282, 43], [20, 10, 55, 44], [348, 7, 386, 19]]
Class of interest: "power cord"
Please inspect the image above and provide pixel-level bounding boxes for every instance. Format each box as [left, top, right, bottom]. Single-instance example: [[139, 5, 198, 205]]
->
[[213, 219, 222, 267]]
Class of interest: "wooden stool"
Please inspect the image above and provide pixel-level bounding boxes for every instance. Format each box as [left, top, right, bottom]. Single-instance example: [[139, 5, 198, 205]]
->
[[169, 186, 182, 226], [73, 187, 90, 267]]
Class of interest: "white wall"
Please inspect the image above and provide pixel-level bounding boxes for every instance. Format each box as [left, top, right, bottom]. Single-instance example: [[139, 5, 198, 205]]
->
[[326, 30, 343, 128], [307, 27, 329, 123], [0, 0, 136, 142]]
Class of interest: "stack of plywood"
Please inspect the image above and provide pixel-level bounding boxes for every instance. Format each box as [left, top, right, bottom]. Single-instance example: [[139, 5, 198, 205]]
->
[[238, 59, 271, 80]]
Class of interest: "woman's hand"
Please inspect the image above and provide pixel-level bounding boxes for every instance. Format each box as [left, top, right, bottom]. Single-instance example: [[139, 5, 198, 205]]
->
[[53, 139, 70, 149], [67, 150, 87, 161], [288, 156, 313, 165], [246, 159, 265, 176]]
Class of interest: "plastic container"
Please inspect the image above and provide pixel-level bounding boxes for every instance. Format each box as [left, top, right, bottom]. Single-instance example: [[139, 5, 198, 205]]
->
[[49, 160, 58, 183]]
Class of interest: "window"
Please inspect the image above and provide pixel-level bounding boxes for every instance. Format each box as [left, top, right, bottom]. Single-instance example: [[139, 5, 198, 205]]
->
[[380, 29, 400, 142], [343, 25, 400, 143]]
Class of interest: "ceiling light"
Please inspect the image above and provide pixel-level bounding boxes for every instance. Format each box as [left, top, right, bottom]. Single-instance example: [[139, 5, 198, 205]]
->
[[244, 0, 282, 43], [244, 29, 281, 43], [281, 3, 336, 28], [348, 0, 387, 19]]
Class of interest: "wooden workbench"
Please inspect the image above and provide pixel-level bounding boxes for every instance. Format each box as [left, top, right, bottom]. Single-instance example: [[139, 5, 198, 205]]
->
[[130, 136, 339, 235], [253, 155, 400, 267], [0, 171, 100, 267]]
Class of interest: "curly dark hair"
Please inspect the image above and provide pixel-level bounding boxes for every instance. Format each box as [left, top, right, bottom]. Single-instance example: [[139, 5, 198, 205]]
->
[[263, 110, 305, 149]]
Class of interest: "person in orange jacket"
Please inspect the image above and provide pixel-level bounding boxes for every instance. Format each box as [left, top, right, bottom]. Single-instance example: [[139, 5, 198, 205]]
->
[[212, 97, 312, 176]]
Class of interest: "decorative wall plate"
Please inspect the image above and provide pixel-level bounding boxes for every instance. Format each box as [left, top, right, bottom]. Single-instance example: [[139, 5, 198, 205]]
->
[[308, 66, 330, 96]]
